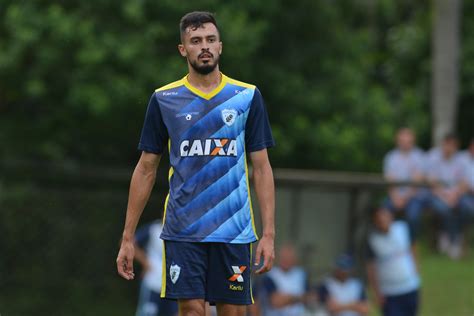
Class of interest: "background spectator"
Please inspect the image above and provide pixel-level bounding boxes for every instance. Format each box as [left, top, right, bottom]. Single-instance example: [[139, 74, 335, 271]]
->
[[383, 127, 426, 240], [459, 138, 474, 248], [427, 134, 469, 259], [318, 254, 369, 316], [366, 207, 420, 316], [261, 244, 316, 316], [134, 220, 178, 316]]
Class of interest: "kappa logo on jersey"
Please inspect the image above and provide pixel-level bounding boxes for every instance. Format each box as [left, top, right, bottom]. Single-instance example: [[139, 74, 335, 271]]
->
[[170, 264, 181, 284], [222, 109, 237, 126], [180, 138, 238, 157], [228, 265, 246, 283]]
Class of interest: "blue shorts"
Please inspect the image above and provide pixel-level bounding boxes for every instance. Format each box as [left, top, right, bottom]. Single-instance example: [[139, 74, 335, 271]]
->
[[383, 290, 419, 316], [161, 240, 254, 305]]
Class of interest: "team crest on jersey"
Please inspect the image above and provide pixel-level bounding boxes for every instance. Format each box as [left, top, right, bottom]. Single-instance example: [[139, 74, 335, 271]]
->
[[222, 109, 237, 126], [170, 264, 181, 284]]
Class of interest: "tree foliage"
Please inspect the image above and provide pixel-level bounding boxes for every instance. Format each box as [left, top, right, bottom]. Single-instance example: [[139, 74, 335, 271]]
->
[[0, 0, 471, 170]]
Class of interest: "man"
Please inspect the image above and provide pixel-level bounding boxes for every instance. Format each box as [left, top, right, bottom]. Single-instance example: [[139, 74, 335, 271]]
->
[[261, 244, 316, 316], [366, 207, 420, 316], [134, 220, 178, 316], [319, 254, 369, 316], [459, 138, 474, 215], [427, 134, 469, 259], [116, 11, 276, 316], [459, 139, 474, 220], [383, 127, 425, 239]]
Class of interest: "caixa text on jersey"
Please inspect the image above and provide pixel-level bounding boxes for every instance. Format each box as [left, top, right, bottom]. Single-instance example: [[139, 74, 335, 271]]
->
[[180, 138, 238, 157]]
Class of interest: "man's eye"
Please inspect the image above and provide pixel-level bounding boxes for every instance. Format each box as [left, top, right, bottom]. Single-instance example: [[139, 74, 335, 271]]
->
[[191, 39, 199, 44], [208, 38, 215, 43]]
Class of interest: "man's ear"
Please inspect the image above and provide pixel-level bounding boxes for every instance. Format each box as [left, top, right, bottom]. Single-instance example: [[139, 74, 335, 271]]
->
[[219, 42, 223, 55], [178, 44, 187, 57]]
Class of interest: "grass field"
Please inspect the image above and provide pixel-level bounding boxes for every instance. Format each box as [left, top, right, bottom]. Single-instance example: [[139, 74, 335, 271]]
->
[[368, 244, 474, 316]]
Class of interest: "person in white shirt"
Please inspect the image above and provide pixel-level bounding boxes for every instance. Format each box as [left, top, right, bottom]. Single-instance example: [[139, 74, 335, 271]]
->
[[366, 207, 420, 316], [134, 220, 178, 316], [319, 254, 369, 316], [427, 134, 470, 259], [261, 244, 316, 316], [383, 128, 426, 240], [458, 139, 474, 238]]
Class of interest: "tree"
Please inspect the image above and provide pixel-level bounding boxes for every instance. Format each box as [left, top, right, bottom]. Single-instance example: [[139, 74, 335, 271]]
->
[[431, 0, 462, 145]]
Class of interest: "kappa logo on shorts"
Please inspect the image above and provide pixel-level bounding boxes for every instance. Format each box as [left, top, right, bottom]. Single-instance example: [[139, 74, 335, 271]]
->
[[170, 264, 181, 284], [228, 265, 246, 283]]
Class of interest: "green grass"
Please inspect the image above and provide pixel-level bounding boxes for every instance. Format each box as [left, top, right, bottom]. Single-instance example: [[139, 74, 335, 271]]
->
[[369, 245, 474, 316]]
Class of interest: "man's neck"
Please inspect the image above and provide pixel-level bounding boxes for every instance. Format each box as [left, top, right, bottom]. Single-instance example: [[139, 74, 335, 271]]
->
[[187, 67, 222, 94]]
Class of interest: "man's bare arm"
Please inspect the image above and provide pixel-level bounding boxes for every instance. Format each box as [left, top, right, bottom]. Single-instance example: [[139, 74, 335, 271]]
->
[[250, 149, 275, 274], [366, 261, 384, 307], [116, 151, 161, 280]]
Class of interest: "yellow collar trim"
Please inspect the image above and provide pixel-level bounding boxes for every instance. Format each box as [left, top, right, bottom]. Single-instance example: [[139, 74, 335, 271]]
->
[[183, 73, 228, 100]]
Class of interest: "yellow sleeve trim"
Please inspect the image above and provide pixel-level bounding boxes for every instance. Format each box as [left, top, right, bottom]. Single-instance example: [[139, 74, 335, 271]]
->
[[155, 79, 185, 92], [226, 76, 256, 90]]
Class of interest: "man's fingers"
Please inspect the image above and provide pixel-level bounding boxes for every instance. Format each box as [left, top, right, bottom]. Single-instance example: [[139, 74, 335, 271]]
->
[[254, 244, 262, 267], [256, 250, 274, 274], [116, 256, 135, 280]]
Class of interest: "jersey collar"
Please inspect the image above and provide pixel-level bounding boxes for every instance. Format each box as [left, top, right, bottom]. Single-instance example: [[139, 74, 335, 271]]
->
[[183, 73, 228, 100]]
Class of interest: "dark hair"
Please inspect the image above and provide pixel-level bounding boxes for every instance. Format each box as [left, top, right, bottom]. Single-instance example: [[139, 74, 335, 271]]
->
[[370, 205, 391, 219], [443, 132, 458, 142], [180, 11, 219, 40]]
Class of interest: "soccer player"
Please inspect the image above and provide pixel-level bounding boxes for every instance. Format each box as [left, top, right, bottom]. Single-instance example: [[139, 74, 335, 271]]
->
[[366, 207, 420, 316], [383, 127, 426, 240], [318, 254, 369, 316], [116, 11, 276, 316], [134, 220, 178, 316]]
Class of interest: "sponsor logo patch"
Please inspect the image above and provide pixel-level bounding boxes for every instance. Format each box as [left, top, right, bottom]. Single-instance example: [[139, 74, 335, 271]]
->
[[229, 284, 244, 291], [228, 265, 246, 283], [180, 138, 237, 157]]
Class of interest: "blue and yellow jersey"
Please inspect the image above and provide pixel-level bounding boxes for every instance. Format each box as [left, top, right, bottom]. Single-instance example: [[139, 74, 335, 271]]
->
[[138, 74, 275, 243]]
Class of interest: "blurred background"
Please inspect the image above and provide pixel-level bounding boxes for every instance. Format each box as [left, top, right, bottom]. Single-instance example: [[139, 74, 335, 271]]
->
[[0, 0, 473, 315]]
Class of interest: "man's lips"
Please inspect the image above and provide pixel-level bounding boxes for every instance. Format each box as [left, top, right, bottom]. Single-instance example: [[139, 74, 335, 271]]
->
[[199, 53, 213, 59]]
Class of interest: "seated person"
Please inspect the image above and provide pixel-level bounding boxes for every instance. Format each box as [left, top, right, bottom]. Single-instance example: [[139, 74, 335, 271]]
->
[[459, 138, 474, 223], [383, 127, 426, 239], [427, 133, 470, 259], [261, 244, 316, 316], [319, 254, 369, 316]]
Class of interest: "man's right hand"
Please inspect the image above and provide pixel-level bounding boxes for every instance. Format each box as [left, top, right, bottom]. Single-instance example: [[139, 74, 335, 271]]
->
[[116, 240, 135, 280]]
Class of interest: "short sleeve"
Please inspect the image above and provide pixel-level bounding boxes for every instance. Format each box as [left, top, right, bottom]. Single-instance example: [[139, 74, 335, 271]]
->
[[138, 93, 169, 154], [383, 152, 392, 177], [245, 88, 275, 152], [399, 221, 415, 245], [135, 223, 152, 248]]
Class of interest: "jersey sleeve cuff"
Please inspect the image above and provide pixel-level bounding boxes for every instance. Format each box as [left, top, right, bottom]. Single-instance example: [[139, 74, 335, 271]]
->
[[246, 140, 276, 153], [138, 143, 164, 154]]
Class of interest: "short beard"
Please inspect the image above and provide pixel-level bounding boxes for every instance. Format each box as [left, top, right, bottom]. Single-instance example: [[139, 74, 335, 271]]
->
[[189, 56, 219, 75]]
